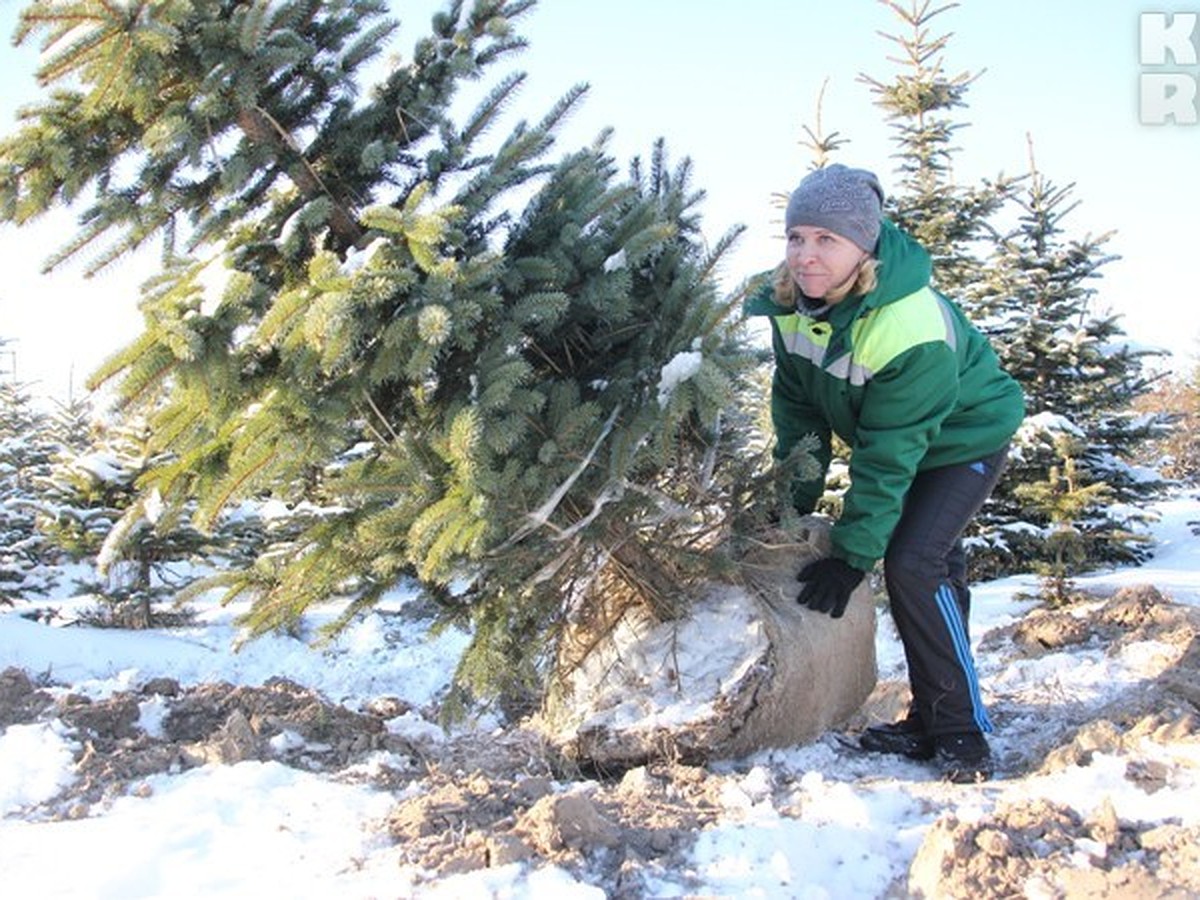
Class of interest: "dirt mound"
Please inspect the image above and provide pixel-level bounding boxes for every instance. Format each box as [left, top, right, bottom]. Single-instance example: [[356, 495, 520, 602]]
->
[[385, 760, 726, 895], [0, 667, 55, 725], [909, 797, 1200, 898], [3, 674, 434, 818], [996, 584, 1188, 658], [975, 584, 1200, 779], [902, 584, 1200, 897], [162, 677, 387, 761]]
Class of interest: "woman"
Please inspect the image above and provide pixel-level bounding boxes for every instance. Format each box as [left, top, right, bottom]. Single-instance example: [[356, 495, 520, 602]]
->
[[744, 164, 1025, 783]]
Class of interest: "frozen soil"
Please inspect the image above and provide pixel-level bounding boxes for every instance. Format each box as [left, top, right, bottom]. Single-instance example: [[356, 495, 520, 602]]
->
[[3, 582, 1200, 898]]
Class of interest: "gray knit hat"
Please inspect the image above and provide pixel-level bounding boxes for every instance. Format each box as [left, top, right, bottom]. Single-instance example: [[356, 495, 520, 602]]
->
[[784, 164, 885, 252]]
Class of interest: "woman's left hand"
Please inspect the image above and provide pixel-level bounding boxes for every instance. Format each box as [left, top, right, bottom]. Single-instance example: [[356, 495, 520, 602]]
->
[[796, 557, 865, 619]]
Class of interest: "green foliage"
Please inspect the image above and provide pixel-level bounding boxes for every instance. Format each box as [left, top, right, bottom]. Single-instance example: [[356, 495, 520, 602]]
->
[[1012, 435, 1121, 606], [961, 146, 1167, 576], [857, 0, 1015, 294], [0, 375, 62, 599], [39, 415, 226, 626], [2, 1, 762, 710], [2, 0, 524, 272]]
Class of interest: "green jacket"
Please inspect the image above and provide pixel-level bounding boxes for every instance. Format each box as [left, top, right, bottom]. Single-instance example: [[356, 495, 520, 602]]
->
[[744, 219, 1025, 571]]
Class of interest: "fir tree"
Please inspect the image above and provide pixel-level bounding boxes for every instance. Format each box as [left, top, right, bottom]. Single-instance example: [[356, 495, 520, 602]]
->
[[964, 141, 1167, 575], [1013, 434, 1115, 606], [36, 433, 120, 568], [857, 0, 1013, 293], [3, 1, 759, 707], [46, 393, 95, 457], [0, 375, 60, 600], [31, 392, 100, 565], [40, 413, 217, 626], [2, 0, 505, 273]]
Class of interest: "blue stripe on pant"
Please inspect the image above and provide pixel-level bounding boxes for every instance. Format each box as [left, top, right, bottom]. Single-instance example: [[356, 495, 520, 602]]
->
[[882, 445, 1009, 736], [934, 583, 993, 733]]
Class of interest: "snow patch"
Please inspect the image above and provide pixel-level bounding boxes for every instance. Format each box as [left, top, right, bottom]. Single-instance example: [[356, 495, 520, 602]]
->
[[657, 349, 704, 408], [0, 720, 78, 814], [137, 694, 170, 739], [558, 585, 768, 736]]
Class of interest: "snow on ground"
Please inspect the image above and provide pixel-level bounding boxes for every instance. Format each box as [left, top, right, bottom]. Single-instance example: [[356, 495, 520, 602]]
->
[[0, 589, 471, 711], [1, 492, 1198, 898]]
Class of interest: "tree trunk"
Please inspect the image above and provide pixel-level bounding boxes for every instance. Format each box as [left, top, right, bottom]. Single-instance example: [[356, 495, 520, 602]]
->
[[235, 107, 362, 248]]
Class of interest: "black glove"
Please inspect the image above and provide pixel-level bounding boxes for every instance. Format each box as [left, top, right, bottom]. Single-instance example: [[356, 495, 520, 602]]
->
[[796, 557, 865, 619]]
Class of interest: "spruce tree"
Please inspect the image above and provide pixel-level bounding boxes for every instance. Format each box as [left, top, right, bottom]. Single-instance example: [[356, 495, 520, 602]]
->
[[39, 413, 217, 626], [3, 0, 495, 273], [964, 143, 1167, 575], [45, 393, 95, 458], [0, 375, 60, 600], [1013, 433, 1116, 606], [31, 393, 100, 565], [857, 0, 1013, 294], [3, 1, 758, 707]]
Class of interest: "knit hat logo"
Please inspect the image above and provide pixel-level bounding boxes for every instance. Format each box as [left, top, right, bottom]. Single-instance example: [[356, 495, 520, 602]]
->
[[784, 164, 885, 253]]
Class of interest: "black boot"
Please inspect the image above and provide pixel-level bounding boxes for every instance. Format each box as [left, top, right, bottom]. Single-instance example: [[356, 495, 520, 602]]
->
[[858, 715, 935, 761], [934, 732, 993, 783]]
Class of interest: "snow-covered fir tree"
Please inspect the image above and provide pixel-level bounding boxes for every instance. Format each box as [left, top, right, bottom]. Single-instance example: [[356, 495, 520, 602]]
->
[[0, 374, 60, 600], [45, 393, 95, 458], [29, 393, 99, 577], [2, 0, 759, 706], [37, 394, 279, 623], [39, 414, 218, 626], [962, 144, 1168, 577]]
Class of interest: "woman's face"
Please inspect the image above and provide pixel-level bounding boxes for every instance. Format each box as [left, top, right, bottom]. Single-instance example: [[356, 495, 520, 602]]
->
[[785, 225, 868, 303]]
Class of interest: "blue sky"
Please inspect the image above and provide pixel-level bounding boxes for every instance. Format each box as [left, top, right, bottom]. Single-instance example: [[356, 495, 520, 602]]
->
[[1, 0, 1197, 401]]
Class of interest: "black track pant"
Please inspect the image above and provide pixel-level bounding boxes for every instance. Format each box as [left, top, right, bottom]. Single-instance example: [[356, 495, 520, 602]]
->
[[883, 445, 1009, 737]]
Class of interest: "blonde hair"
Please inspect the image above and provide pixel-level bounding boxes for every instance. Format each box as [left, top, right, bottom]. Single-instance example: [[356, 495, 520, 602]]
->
[[773, 256, 880, 307]]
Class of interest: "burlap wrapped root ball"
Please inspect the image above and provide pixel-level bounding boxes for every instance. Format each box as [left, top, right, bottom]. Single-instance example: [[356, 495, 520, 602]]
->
[[535, 518, 877, 771]]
